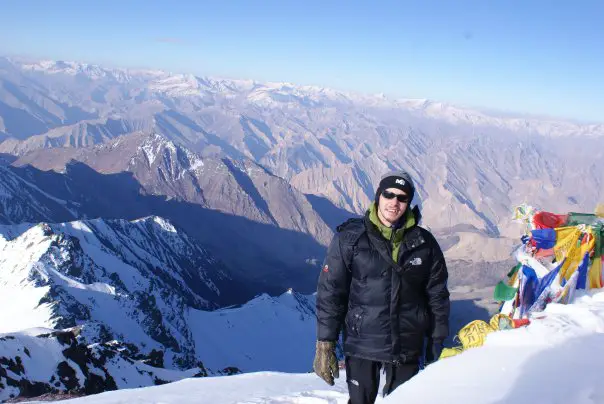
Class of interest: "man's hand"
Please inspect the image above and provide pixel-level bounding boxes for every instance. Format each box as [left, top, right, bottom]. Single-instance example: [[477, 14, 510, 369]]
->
[[425, 337, 444, 365], [312, 340, 339, 385]]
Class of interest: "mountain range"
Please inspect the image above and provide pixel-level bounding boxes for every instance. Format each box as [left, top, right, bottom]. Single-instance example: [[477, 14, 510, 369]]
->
[[0, 131, 337, 296], [1, 55, 602, 265], [1, 54, 602, 401]]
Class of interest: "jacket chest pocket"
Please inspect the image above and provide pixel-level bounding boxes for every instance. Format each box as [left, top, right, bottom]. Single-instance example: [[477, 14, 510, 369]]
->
[[400, 252, 431, 288], [352, 247, 388, 280]]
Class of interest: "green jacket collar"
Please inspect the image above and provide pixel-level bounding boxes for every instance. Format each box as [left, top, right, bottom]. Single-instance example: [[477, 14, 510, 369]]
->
[[368, 202, 415, 242]]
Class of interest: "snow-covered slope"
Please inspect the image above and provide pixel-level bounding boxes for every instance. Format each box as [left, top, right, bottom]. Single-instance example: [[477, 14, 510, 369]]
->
[[0, 328, 199, 403], [188, 290, 316, 373], [0, 217, 233, 369], [0, 289, 317, 402], [385, 289, 604, 403], [25, 289, 604, 404], [0, 217, 318, 401]]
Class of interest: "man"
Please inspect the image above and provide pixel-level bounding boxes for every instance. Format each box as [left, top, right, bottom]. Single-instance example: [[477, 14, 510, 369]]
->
[[313, 170, 450, 404]]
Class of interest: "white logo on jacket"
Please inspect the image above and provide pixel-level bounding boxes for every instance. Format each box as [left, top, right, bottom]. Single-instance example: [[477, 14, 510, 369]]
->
[[410, 257, 422, 266]]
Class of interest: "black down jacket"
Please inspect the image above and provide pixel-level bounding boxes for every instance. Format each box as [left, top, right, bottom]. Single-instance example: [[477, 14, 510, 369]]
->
[[316, 208, 450, 364]]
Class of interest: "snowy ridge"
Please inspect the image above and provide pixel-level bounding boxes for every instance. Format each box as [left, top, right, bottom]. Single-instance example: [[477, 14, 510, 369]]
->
[[22, 289, 604, 404], [148, 74, 207, 97], [5, 56, 602, 137], [0, 222, 37, 242], [0, 216, 320, 401], [406, 100, 604, 137], [17, 58, 164, 84], [2, 132, 334, 294], [0, 286, 318, 402], [0, 328, 200, 403], [0, 217, 232, 370]]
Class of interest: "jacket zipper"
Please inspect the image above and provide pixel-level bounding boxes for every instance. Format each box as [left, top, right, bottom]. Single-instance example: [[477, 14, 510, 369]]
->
[[389, 225, 399, 364], [371, 223, 423, 364], [389, 225, 398, 263], [389, 228, 420, 365]]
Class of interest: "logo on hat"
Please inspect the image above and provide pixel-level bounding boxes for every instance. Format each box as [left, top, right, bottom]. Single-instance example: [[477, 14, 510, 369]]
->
[[395, 178, 405, 185]]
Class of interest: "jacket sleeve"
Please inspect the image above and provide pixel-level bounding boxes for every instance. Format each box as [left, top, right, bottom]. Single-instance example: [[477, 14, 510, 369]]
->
[[426, 237, 450, 340], [316, 232, 352, 341]]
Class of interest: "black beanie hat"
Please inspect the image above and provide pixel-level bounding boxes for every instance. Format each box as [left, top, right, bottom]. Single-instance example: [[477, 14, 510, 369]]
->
[[374, 170, 415, 206]]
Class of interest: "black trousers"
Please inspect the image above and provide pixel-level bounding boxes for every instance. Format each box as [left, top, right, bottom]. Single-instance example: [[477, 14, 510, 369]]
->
[[345, 356, 419, 404]]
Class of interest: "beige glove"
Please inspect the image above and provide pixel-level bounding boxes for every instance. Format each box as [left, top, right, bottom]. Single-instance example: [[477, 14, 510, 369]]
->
[[312, 340, 339, 386]]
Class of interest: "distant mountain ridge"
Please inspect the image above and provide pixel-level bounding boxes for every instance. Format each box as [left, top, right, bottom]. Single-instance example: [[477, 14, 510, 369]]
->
[[0, 132, 339, 295], [1, 55, 601, 261], [3, 56, 603, 135]]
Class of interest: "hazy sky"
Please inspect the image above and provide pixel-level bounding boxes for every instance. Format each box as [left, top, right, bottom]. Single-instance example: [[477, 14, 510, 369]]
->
[[1, 0, 602, 122]]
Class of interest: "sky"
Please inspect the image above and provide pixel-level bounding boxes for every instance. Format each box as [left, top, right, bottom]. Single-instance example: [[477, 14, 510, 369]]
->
[[1, 0, 603, 123]]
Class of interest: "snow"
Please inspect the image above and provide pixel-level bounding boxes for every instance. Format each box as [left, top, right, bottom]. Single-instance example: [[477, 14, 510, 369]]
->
[[184, 149, 205, 173], [135, 216, 177, 233], [148, 74, 203, 97], [0, 226, 57, 332], [0, 217, 218, 368], [34, 288, 604, 404], [140, 136, 163, 165], [0, 284, 53, 333], [0, 332, 67, 383], [188, 292, 316, 373], [56, 221, 152, 292], [0, 329, 200, 402], [137, 133, 205, 179], [30, 372, 350, 404], [0, 165, 70, 210]]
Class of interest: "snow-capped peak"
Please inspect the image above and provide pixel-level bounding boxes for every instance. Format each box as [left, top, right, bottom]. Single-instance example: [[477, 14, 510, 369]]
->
[[148, 73, 205, 97], [136, 132, 205, 176], [133, 215, 177, 233], [13, 57, 167, 84]]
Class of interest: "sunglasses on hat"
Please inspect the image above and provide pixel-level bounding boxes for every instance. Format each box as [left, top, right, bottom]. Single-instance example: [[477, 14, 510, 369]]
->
[[381, 190, 410, 203]]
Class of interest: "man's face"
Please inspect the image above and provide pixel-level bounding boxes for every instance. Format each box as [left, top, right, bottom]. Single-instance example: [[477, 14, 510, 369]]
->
[[377, 187, 409, 226]]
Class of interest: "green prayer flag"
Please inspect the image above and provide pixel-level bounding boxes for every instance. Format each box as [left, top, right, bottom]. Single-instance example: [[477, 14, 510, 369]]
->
[[494, 281, 518, 302]]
